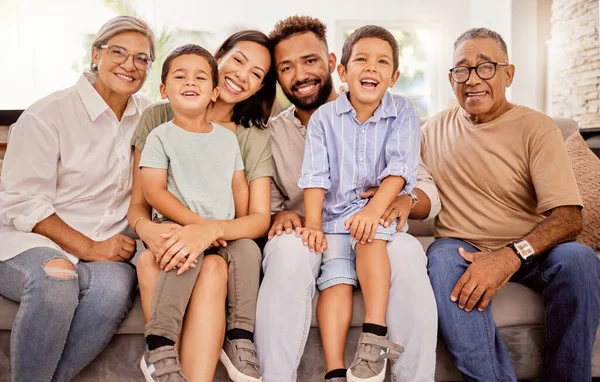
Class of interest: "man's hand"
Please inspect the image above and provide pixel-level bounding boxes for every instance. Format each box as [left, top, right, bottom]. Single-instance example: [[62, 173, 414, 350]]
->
[[359, 188, 411, 231], [380, 194, 412, 231], [298, 225, 327, 254], [87, 234, 136, 262], [451, 247, 521, 312], [344, 207, 380, 245], [268, 211, 304, 240]]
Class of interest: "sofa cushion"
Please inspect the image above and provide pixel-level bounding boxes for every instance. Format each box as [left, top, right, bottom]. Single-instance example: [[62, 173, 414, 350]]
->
[[0, 281, 548, 333], [553, 117, 580, 140], [308, 281, 546, 329], [566, 133, 600, 249], [2, 252, 599, 333]]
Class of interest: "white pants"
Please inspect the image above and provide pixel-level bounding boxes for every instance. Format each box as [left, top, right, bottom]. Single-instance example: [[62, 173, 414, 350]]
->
[[255, 232, 438, 382]]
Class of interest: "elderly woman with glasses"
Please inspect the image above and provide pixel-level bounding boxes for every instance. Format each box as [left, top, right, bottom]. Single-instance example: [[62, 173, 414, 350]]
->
[[0, 16, 155, 381]]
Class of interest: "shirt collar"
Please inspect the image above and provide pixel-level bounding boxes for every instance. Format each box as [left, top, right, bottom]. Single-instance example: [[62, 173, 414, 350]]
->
[[284, 105, 304, 129], [334, 91, 398, 123], [76, 72, 141, 122]]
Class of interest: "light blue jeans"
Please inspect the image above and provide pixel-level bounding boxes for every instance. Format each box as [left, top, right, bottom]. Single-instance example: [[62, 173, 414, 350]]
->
[[318, 222, 397, 291], [0, 247, 137, 382], [256, 232, 437, 382]]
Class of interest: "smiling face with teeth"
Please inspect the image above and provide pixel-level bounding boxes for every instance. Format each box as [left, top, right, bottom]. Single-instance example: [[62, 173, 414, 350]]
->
[[337, 37, 399, 115], [450, 37, 515, 124], [215, 41, 271, 106], [274, 32, 336, 111], [160, 54, 219, 117], [92, 31, 151, 103]]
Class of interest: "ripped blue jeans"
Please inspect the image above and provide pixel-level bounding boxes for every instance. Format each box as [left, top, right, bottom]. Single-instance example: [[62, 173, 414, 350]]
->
[[0, 247, 137, 382]]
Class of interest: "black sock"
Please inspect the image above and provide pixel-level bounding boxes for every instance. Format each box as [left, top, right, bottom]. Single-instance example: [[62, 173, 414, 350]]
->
[[363, 323, 387, 337], [325, 368, 347, 380], [146, 335, 175, 351], [227, 328, 254, 342]]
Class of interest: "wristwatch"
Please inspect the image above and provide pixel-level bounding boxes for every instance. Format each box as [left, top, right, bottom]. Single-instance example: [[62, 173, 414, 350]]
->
[[409, 190, 419, 209], [506, 240, 535, 269]]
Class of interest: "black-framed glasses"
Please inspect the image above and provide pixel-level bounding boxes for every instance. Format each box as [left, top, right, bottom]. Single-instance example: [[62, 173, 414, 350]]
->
[[100, 45, 153, 71], [449, 62, 508, 83]]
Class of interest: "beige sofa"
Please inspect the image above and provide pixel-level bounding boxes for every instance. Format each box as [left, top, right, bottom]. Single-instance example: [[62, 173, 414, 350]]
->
[[0, 117, 599, 381]]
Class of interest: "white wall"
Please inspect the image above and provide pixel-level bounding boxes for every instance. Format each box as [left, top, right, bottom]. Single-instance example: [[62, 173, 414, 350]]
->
[[0, 0, 549, 113], [150, 0, 473, 112]]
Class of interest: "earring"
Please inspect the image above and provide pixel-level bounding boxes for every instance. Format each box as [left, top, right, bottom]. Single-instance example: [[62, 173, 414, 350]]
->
[[92, 63, 98, 70]]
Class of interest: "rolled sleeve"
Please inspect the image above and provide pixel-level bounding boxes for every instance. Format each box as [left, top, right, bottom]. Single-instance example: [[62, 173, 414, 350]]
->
[[377, 115, 421, 195], [0, 114, 59, 232], [270, 179, 286, 214], [245, 131, 273, 183], [298, 109, 331, 190], [415, 159, 441, 220]]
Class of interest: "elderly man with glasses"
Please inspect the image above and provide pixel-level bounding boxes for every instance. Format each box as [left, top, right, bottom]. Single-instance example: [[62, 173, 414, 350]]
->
[[421, 27, 600, 381]]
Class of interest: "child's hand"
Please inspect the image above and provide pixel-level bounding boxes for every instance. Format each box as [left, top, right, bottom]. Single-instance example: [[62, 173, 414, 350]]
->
[[345, 208, 380, 245], [298, 226, 327, 254]]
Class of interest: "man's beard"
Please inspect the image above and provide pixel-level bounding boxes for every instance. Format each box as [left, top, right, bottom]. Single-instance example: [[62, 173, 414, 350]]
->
[[282, 74, 334, 111]]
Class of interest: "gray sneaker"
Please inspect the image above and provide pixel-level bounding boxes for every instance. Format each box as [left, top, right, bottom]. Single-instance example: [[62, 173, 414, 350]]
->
[[140, 345, 186, 382], [346, 332, 404, 382], [220, 339, 262, 382]]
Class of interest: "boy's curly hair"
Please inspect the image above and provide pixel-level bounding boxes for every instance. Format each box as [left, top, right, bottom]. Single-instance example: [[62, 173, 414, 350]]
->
[[269, 15, 328, 48]]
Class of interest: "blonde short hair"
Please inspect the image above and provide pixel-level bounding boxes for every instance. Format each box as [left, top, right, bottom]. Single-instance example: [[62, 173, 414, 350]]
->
[[90, 16, 156, 73]]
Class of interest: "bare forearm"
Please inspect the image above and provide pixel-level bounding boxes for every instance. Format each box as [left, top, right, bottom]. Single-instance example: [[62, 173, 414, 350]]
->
[[368, 176, 406, 216], [127, 201, 152, 232], [214, 211, 271, 240], [408, 188, 432, 220], [233, 188, 250, 218], [146, 188, 205, 226], [304, 188, 325, 228], [523, 206, 583, 255], [32, 214, 92, 259]]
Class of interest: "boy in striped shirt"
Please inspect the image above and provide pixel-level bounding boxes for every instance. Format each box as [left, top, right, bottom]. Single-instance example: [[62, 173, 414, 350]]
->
[[298, 25, 421, 382]]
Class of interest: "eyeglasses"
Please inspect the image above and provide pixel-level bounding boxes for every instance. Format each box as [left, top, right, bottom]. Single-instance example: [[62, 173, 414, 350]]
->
[[449, 62, 508, 83], [99, 45, 153, 71]]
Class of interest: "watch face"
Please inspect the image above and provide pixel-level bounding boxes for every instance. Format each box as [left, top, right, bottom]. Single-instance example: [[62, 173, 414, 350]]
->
[[515, 240, 535, 259]]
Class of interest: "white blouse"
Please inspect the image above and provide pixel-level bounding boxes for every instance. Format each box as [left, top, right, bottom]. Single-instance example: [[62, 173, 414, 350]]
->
[[0, 73, 150, 263]]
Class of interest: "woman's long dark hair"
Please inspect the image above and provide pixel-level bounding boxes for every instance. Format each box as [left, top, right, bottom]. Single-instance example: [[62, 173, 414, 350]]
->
[[214, 30, 277, 129]]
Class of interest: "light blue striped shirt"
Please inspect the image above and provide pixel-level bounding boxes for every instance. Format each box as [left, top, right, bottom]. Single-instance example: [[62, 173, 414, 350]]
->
[[298, 91, 420, 233]]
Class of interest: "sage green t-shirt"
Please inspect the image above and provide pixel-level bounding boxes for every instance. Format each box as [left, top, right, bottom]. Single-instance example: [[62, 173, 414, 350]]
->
[[140, 121, 244, 221], [131, 101, 273, 183]]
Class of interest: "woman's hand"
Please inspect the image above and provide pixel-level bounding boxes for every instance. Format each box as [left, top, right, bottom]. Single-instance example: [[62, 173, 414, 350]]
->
[[137, 219, 181, 255], [157, 221, 222, 273]]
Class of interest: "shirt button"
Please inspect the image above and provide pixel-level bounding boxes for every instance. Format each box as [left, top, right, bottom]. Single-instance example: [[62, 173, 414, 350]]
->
[[358, 183, 363, 187], [121, 155, 126, 160], [109, 210, 115, 215], [361, 130, 365, 134], [359, 157, 364, 162]]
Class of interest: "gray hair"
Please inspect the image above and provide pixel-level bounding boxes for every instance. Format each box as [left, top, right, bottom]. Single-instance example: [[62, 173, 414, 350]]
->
[[453, 28, 508, 60], [90, 16, 156, 73]]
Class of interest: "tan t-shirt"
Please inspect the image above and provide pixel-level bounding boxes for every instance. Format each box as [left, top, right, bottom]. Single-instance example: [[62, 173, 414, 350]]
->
[[131, 101, 273, 183], [421, 105, 582, 251]]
